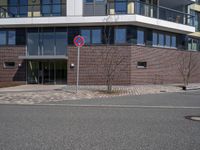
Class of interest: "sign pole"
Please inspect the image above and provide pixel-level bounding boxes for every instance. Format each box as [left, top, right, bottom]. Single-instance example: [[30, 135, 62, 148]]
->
[[76, 46, 80, 93], [74, 35, 84, 94]]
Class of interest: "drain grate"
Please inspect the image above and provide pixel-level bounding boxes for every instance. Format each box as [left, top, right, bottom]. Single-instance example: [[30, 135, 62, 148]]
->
[[185, 116, 200, 122]]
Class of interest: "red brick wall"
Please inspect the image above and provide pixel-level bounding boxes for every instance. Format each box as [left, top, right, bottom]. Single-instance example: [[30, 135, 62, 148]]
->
[[67, 46, 131, 85], [0, 46, 26, 83], [1, 45, 200, 85], [130, 46, 200, 85], [68, 45, 200, 85]]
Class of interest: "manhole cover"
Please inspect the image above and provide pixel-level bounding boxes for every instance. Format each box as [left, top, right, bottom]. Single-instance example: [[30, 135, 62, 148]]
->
[[185, 116, 200, 122]]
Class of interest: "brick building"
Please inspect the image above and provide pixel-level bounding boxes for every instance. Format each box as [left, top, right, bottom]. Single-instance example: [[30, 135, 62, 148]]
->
[[0, 0, 200, 85]]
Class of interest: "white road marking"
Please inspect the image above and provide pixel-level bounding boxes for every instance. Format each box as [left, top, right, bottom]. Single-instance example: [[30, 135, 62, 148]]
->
[[0, 103, 200, 109]]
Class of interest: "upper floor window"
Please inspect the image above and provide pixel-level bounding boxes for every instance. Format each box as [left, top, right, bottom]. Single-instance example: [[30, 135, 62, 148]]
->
[[41, 0, 61, 16], [115, 0, 127, 14], [188, 38, 200, 51], [0, 30, 16, 46], [81, 28, 102, 44], [27, 28, 67, 56], [92, 29, 102, 44], [137, 29, 145, 45], [0, 31, 7, 45], [153, 31, 177, 48], [81, 29, 91, 44], [190, 10, 200, 32], [158, 33, 164, 46], [8, 31, 16, 45], [8, 0, 28, 17], [114, 28, 126, 44]]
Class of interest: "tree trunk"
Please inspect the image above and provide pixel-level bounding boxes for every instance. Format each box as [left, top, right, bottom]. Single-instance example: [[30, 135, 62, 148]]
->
[[107, 83, 112, 93]]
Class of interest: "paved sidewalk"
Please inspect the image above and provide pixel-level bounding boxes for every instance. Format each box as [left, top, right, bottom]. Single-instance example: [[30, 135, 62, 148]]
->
[[0, 84, 184, 104]]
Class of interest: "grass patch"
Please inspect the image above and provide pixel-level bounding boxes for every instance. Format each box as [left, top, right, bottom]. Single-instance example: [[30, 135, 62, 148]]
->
[[0, 82, 24, 88]]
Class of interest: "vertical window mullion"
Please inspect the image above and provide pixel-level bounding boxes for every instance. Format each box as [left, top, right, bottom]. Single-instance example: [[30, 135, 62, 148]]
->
[[90, 29, 92, 44]]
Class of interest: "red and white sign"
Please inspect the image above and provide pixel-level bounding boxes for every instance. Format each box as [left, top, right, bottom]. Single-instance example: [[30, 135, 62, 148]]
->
[[74, 35, 85, 47]]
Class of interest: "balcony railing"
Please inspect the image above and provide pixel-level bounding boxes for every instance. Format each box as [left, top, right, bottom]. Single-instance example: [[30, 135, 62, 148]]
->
[[106, 1, 194, 26], [0, 3, 66, 18]]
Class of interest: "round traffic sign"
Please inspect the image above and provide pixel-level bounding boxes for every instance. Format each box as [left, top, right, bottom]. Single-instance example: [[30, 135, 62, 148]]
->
[[74, 35, 85, 47]]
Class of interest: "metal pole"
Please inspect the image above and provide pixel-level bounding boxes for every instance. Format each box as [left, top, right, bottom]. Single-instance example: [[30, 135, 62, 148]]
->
[[76, 47, 80, 93]]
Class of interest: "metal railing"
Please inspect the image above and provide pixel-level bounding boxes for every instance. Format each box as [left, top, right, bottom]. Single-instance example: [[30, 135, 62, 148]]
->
[[0, 3, 66, 18], [106, 0, 194, 26]]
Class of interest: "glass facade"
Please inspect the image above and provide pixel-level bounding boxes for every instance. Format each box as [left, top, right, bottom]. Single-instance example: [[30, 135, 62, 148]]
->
[[42, 28, 55, 55], [1, 26, 198, 52], [27, 28, 67, 56]]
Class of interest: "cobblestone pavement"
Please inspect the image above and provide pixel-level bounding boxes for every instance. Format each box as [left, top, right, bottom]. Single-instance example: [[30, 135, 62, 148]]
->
[[0, 84, 185, 104]]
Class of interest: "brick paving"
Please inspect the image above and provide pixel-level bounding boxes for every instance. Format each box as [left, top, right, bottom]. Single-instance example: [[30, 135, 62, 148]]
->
[[0, 84, 185, 104]]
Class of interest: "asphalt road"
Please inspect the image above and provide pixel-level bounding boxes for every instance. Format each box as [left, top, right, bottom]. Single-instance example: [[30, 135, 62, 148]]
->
[[0, 91, 200, 150]]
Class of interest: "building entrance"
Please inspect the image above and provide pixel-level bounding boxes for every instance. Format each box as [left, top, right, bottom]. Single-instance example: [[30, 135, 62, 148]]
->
[[27, 60, 67, 84]]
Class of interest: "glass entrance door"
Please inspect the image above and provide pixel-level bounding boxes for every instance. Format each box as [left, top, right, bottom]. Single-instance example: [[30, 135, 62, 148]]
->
[[27, 60, 67, 84]]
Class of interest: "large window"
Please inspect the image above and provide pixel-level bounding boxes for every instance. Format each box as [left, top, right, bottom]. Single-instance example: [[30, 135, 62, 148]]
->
[[190, 10, 200, 31], [81, 29, 91, 44], [27, 28, 67, 56], [153, 31, 177, 48], [92, 29, 101, 44], [115, 0, 127, 14], [0, 30, 16, 46], [8, 0, 28, 17], [41, 0, 61, 16], [81, 28, 102, 44], [188, 38, 200, 51], [8, 31, 16, 45], [137, 29, 145, 45], [27, 29, 39, 55], [115, 28, 126, 44], [43, 28, 55, 55], [56, 28, 68, 55], [158, 33, 164, 46], [0, 31, 7, 45], [171, 35, 176, 48]]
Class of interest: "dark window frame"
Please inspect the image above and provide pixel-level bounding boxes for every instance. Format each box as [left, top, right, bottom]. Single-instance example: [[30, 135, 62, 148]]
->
[[3, 62, 16, 69], [137, 61, 147, 69], [114, 27, 127, 44], [80, 27, 103, 45], [115, 0, 127, 14], [152, 30, 177, 48], [0, 29, 16, 46]]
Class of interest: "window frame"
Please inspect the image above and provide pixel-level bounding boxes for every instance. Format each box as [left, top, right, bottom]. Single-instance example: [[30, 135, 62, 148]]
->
[[0, 30, 16, 46], [137, 29, 145, 45], [137, 61, 147, 69], [3, 62, 16, 69], [152, 30, 177, 49], [114, 27, 127, 44], [80, 27, 102, 45]]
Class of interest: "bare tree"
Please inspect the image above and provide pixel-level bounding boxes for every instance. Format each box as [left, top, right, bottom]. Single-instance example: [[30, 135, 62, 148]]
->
[[177, 51, 199, 87], [98, 15, 127, 93]]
